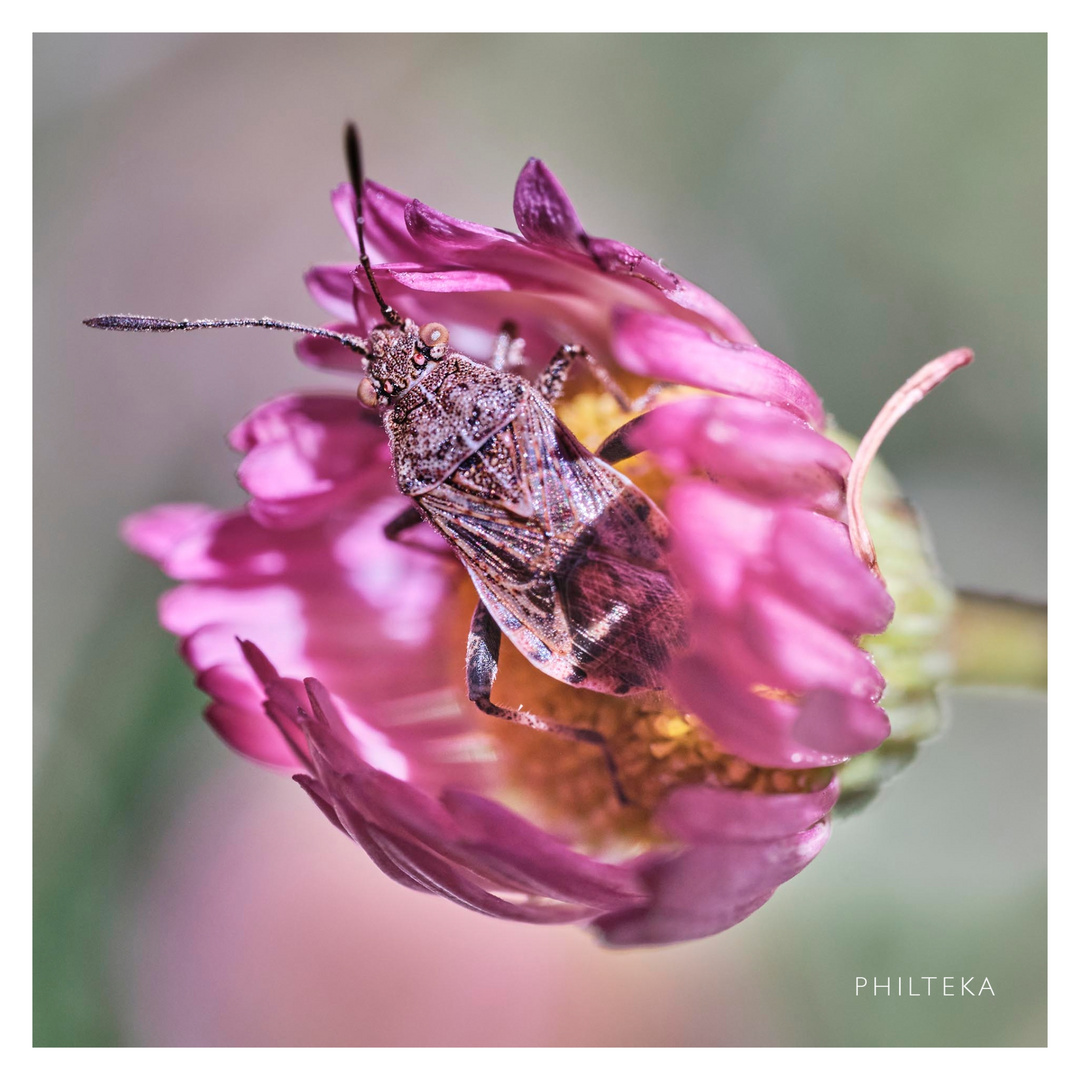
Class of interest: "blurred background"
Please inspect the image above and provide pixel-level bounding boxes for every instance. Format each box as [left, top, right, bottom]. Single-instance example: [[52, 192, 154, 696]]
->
[[34, 34, 1046, 1046]]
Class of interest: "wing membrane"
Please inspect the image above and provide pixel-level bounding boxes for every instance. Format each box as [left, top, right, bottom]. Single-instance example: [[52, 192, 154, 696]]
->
[[417, 392, 686, 694]]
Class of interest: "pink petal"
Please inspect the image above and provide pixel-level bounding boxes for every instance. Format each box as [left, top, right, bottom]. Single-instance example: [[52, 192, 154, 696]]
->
[[295, 322, 367, 374], [229, 394, 391, 529], [770, 511, 895, 636], [204, 701, 302, 769], [404, 199, 508, 251], [318, 792, 440, 895], [304, 264, 359, 322], [584, 236, 678, 289], [336, 179, 442, 267], [364, 823, 593, 925], [670, 654, 846, 769], [197, 662, 303, 769], [512, 160, 752, 342], [791, 688, 891, 756], [330, 181, 359, 250], [741, 586, 886, 701], [593, 821, 831, 946], [325, 757, 466, 859], [662, 279, 757, 346], [666, 482, 772, 611], [375, 267, 515, 293], [122, 504, 221, 565], [657, 778, 840, 843], [634, 396, 849, 511], [292, 773, 351, 839], [513, 158, 587, 251], [131, 508, 315, 582], [613, 309, 825, 426], [441, 789, 645, 909]]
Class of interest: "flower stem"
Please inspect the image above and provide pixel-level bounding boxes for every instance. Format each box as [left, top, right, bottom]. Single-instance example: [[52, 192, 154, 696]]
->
[[949, 591, 1047, 692]]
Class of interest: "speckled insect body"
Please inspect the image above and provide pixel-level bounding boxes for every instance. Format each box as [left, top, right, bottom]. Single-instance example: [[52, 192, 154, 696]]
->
[[364, 319, 687, 704]]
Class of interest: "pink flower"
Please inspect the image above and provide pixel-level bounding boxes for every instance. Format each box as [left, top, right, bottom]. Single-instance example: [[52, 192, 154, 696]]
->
[[123, 157, 969, 945]]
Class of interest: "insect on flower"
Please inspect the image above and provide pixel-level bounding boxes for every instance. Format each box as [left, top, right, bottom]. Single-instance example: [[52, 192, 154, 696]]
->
[[87, 124, 688, 801], [89, 120, 974, 945]]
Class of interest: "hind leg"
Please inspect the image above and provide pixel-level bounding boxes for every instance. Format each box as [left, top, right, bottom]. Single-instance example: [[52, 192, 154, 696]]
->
[[594, 414, 651, 465], [465, 600, 629, 805]]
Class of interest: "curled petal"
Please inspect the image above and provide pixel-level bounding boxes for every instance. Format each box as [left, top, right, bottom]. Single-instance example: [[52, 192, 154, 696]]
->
[[848, 348, 973, 572]]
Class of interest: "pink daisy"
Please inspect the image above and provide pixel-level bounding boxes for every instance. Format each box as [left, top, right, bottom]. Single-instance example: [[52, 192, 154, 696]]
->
[[115, 143, 969, 946]]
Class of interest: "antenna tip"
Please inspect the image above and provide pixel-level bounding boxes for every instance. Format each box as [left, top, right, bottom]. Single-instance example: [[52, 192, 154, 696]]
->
[[84, 314, 184, 332]]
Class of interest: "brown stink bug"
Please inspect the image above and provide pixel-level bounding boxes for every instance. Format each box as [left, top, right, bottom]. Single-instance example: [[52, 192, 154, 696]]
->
[[86, 124, 688, 800]]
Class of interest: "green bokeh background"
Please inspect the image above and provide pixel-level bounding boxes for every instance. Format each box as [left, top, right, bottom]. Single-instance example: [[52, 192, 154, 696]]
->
[[34, 34, 1046, 1047]]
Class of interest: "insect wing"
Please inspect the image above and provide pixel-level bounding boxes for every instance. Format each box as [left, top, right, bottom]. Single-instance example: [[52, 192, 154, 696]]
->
[[418, 391, 686, 695]]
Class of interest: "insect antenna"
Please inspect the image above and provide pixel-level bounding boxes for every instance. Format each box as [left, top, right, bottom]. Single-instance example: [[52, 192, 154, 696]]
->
[[344, 121, 402, 328], [83, 314, 370, 357]]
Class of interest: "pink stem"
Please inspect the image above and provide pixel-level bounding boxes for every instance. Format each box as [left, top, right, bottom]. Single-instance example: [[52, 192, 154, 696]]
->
[[847, 348, 974, 574]]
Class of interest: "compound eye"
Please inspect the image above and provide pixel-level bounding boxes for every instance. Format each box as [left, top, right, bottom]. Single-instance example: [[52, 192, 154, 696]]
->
[[419, 322, 449, 349], [357, 377, 379, 408]]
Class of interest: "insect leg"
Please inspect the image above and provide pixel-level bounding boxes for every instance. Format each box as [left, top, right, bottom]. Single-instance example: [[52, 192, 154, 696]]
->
[[384, 505, 424, 541], [594, 414, 648, 465], [383, 505, 457, 561], [465, 600, 629, 805], [538, 344, 662, 411], [491, 321, 525, 371]]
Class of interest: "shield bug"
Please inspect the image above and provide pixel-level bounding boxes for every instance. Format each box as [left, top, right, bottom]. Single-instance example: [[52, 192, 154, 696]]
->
[[86, 124, 688, 800]]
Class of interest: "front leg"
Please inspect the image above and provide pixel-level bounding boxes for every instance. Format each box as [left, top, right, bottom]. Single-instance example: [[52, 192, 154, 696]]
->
[[537, 343, 663, 412], [383, 504, 424, 542], [465, 601, 629, 805]]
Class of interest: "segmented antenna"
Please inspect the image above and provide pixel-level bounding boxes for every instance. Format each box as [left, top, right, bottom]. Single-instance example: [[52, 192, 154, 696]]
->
[[344, 122, 401, 327], [83, 314, 370, 356]]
